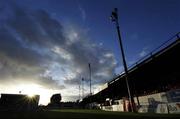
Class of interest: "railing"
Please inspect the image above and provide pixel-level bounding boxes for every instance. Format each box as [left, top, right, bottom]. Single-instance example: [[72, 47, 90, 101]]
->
[[109, 32, 180, 84], [128, 32, 180, 70]]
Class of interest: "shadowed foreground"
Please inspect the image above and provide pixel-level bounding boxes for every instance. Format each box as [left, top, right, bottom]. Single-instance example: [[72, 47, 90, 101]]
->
[[0, 109, 179, 119]]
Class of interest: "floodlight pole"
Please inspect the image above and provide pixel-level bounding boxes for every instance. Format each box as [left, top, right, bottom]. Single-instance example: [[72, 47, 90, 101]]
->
[[110, 8, 134, 112], [79, 85, 81, 100], [82, 77, 84, 99], [89, 63, 92, 96]]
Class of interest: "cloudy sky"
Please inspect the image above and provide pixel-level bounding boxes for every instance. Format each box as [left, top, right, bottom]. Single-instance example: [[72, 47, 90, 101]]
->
[[0, 0, 179, 105]]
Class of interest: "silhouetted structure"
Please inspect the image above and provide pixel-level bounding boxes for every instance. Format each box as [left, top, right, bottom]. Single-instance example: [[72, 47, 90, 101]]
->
[[0, 94, 39, 111], [47, 93, 61, 109], [50, 94, 61, 104], [110, 8, 134, 112], [60, 101, 81, 109], [82, 32, 180, 110]]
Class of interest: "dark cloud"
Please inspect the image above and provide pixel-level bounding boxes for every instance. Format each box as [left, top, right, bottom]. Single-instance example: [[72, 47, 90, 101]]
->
[[0, 3, 65, 89], [64, 79, 80, 85], [0, 2, 117, 95], [37, 76, 66, 90]]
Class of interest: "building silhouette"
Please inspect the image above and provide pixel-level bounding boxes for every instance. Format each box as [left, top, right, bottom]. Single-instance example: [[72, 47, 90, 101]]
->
[[0, 94, 39, 111]]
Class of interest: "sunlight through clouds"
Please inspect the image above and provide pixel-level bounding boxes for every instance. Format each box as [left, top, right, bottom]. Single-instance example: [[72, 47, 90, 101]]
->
[[0, 1, 117, 104]]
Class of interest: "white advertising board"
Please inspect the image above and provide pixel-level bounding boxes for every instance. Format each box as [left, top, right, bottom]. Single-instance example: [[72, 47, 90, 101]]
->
[[168, 102, 180, 114], [156, 104, 168, 114]]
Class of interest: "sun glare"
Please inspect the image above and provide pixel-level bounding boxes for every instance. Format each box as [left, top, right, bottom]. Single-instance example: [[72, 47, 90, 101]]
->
[[27, 93, 34, 98], [1, 83, 61, 105], [17, 84, 51, 104], [19, 84, 40, 96]]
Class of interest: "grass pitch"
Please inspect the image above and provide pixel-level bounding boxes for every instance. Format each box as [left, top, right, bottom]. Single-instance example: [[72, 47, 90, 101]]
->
[[0, 109, 179, 119]]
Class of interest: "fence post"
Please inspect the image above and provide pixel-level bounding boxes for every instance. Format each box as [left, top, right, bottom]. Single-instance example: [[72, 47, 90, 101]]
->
[[166, 103, 170, 114]]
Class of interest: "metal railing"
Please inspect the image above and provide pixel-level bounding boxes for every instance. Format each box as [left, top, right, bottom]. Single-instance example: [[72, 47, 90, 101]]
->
[[109, 32, 180, 84]]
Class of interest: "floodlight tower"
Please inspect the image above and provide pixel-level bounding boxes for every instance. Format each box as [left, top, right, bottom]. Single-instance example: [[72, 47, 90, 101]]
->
[[110, 8, 135, 112], [89, 63, 92, 96], [82, 77, 84, 99]]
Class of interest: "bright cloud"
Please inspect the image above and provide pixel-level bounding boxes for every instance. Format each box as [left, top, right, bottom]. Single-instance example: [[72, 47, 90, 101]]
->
[[0, 2, 117, 104]]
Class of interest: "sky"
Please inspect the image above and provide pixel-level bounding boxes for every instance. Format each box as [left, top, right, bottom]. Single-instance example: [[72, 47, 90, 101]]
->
[[0, 0, 180, 105]]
